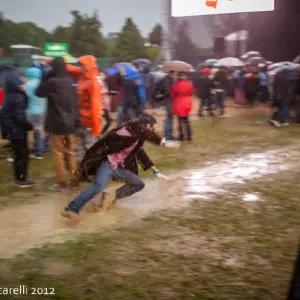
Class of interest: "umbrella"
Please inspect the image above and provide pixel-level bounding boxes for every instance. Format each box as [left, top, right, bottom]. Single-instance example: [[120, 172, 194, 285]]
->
[[162, 60, 194, 73], [132, 59, 152, 66], [268, 63, 298, 77], [246, 56, 266, 65], [63, 54, 77, 64], [267, 61, 294, 71], [105, 67, 119, 77], [241, 51, 261, 60], [201, 59, 218, 67], [113, 62, 146, 104], [114, 62, 140, 80], [293, 55, 300, 64], [215, 57, 244, 67]]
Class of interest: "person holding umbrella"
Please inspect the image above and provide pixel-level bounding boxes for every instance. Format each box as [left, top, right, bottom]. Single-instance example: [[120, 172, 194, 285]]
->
[[269, 65, 298, 127], [171, 71, 193, 141]]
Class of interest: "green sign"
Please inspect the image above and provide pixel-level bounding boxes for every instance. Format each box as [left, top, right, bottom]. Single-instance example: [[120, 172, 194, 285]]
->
[[43, 43, 69, 57]]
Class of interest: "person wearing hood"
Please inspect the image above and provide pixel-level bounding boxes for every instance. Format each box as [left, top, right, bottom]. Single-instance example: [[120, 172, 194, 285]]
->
[[65, 55, 102, 136], [60, 113, 168, 221], [0, 64, 35, 187], [36, 58, 79, 191], [44, 55, 103, 160], [25, 67, 48, 159]]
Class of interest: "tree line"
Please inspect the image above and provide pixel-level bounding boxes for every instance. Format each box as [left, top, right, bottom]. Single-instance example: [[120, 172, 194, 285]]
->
[[0, 10, 163, 62], [0, 10, 248, 64]]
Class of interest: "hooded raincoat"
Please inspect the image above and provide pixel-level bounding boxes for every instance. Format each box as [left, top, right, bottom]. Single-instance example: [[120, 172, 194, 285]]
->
[[65, 55, 102, 136]]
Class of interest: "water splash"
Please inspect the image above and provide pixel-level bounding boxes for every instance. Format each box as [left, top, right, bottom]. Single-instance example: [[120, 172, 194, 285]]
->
[[0, 147, 298, 257]]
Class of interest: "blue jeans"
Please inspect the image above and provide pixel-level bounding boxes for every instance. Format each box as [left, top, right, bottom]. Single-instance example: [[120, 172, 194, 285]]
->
[[273, 102, 290, 121], [163, 100, 173, 140], [33, 130, 50, 156], [215, 90, 226, 112], [67, 160, 145, 213]]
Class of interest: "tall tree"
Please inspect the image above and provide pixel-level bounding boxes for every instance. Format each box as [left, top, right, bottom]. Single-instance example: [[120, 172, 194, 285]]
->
[[173, 20, 198, 61], [112, 18, 145, 62], [148, 24, 162, 46], [105, 33, 118, 56], [69, 10, 106, 57], [205, 14, 248, 37], [0, 13, 50, 54], [51, 26, 72, 44]]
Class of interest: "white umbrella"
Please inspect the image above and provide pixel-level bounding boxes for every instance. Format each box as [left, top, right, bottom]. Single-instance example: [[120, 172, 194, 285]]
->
[[246, 56, 266, 65], [241, 51, 261, 60], [267, 61, 294, 71], [268, 63, 299, 77], [162, 60, 194, 73], [215, 57, 245, 68]]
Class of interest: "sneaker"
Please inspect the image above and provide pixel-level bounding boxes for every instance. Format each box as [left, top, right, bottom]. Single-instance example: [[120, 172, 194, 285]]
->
[[6, 157, 14, 163], [13, 180, 36, 188], [281, 121, 290, 127], [101, 191, 117, 210], [60, 208, 80, 222], [30, 154, 44, 160], [49, 183, 68, 192], [269, 119, 281, 128]]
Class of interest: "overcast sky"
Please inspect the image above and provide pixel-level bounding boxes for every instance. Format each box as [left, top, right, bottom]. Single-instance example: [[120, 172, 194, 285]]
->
[[1, 0, 162, 35]]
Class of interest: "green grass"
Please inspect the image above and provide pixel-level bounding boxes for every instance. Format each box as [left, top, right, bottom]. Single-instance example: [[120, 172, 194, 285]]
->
[[0, 109, 300, 299], [0, 169, 300, 299], [0, 109, 299, 208]]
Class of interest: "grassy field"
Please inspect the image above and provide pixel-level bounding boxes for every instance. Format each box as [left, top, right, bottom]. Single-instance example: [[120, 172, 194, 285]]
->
[[0, 169, 299, 299], [0, 107, 299, 208], [0, 107, 299, 299]]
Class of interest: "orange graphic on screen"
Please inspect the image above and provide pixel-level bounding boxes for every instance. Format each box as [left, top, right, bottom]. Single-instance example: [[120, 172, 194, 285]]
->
[[206, 0, 233, 9]]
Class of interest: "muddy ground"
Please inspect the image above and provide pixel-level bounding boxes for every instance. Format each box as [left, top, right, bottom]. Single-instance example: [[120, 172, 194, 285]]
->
[[0, 105, 299, 299]]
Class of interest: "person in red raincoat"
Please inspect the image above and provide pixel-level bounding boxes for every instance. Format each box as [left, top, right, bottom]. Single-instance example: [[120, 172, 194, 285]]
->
[[171, 72, 193, 141]]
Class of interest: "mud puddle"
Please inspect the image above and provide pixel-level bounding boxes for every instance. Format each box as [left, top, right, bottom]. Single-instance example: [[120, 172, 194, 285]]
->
[[0, 147, 299, 258]]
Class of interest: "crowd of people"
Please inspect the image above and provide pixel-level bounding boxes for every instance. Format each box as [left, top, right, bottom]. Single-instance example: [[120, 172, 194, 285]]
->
[[0, 54, 299, 220]]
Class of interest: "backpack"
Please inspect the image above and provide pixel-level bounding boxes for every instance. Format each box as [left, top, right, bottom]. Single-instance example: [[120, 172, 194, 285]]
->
[[151, 77, 166, 103]]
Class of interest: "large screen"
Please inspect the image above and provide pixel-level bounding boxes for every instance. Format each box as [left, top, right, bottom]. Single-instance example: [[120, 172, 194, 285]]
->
[[172, 0, 275, 17]]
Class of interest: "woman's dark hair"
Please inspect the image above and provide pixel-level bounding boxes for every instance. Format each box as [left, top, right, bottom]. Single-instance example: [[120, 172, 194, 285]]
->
[[138, 113, 157, 126]]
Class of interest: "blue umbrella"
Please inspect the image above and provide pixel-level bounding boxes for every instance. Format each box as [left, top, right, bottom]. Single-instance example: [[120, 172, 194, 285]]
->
[[113, 63, 146, 104], [132, 59, 152, 66], [114, 63, 140, 80], [105, 67, 119, 77]]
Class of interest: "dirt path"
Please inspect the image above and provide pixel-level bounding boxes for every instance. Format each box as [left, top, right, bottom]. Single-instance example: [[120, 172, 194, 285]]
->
[[0, 146, 299, 258]]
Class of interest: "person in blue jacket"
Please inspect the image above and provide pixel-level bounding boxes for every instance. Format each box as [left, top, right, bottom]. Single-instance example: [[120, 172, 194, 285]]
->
[[25, 67, 49, 159], [0, 65, 35, 187], [258, 65, 270, 103]]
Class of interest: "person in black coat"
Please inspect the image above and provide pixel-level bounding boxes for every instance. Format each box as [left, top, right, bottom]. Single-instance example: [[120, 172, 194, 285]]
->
[[269, 67, 298, 127], [61, 113, 168, 221], [0, 65, 35, 187], [36, 57, 79, 191], [195, 67, 214, 117]]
